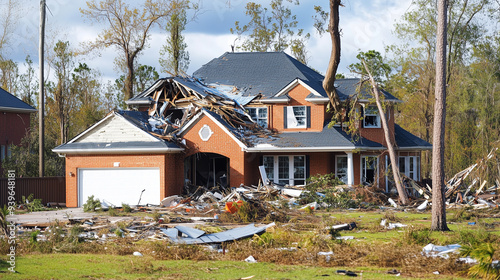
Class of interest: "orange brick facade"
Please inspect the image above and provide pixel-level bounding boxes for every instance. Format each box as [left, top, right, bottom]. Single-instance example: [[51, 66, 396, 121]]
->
[[63, 84, 422, 206], [65, 153, 183, 207]]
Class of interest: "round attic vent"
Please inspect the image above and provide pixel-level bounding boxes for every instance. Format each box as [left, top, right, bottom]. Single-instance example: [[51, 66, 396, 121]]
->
[[198, 124, 214, 141]]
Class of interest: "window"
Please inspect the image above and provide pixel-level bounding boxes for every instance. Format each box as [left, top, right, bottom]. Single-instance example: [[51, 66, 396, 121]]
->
[[363, 105, 380, 128], [263, 156, 274, 182], [361, 156, 378, 184], [336, 156, 348, 184], [247, 107, 268, 128], [399, 156, 420, 181], [285, 106, 309, 129], [263, 155, 307, 186]]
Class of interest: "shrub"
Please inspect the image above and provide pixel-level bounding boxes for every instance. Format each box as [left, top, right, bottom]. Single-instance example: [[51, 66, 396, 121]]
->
[[122, 203, 132, 213], [83, 195, 101, 212]]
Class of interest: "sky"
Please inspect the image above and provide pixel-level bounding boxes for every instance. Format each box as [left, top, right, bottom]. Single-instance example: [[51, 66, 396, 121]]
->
[[6, 0, 414, 83]]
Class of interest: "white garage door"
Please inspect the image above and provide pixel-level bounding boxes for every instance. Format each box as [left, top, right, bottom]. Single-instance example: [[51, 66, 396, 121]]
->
[[78, 168, 160, 207]]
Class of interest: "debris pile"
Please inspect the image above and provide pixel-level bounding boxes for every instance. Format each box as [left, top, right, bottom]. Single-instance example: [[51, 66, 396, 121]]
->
[[131, 76, 277, 146]]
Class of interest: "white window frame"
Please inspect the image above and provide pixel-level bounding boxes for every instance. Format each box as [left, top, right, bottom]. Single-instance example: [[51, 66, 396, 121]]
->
[[263, 155, 306, 186], [247, 107, 268, 128], [361, 155, 378, 184], [335, 155, 348, 184], [286, 106, 307, 129], [398, 156, 420, 181], [363, 105, 381, 128]]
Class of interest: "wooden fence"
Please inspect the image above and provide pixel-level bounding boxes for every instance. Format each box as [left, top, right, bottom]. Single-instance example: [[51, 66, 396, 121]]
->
[[0, 176, 66, 207]]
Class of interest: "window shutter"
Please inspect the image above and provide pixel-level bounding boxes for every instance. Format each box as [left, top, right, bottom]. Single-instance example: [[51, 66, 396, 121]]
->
[[306, 106, 311, 128], [283, 107, 288, 128], [360, 106, 364, 128], [306, 155, 310, 179]]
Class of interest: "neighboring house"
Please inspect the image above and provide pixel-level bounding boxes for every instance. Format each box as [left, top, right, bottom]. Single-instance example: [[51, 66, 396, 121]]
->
[[53, 52, 431, 207], [0, 88, 37, 175]]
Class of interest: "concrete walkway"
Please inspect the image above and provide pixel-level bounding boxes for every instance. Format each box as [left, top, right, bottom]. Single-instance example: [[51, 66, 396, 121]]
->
[[8, 208, 105, 225]]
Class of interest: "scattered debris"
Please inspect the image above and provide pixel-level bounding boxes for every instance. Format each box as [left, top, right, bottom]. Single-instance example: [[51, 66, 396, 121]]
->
[[329, 222, 357, 231], [422, 243, 461, 259], [244, 255, 258, 263], [380, 219, 407, 230], [133, 252, 143, 257], [336, 270, 358, 277], [318, 251, 334, 262]]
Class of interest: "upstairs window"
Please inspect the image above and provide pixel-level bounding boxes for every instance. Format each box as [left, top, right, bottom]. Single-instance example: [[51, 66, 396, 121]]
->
[[247, 107, 268, 128], [363, 105, 380, 128], [284, 106, 310, 129]]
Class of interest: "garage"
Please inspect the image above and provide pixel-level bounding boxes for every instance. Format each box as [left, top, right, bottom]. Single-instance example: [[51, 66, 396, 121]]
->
[[78, 168, 161, 207]]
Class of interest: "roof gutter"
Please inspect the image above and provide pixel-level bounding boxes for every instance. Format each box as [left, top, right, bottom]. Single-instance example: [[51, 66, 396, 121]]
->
[[52, 147, 184, 155], [397, 146, 433, 151], [0, 106, 37, 113], [245, 146, 386, 152], [304, 97, 329, 104], [260, 97, 290, 104]]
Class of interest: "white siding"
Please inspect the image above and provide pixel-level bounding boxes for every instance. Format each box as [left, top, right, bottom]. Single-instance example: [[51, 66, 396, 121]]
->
[[77, 115, 155, 143]]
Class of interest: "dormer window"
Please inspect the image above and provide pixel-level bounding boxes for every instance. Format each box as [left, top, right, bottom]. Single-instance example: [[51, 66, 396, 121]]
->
[[284, 106, 310, 129], [247, 107, 268, 128], [363, 105, 380, 128]]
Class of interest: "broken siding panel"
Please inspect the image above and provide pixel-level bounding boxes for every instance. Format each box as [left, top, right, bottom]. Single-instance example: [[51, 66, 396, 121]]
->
[[77, 116, 155, 143]]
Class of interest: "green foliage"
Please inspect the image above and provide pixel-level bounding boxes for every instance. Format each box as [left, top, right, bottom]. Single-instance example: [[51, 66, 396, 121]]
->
[[83, 195, 101, 212], [122, 203, 132, 213], [348, 50, 391, 83], [20, 193, 44, 212], [29, 230, 40, 244], [159, 7, 189, 75], [231, 0, 310, 64], [300, 173, 357, 209], [150, 210, 162, 222], [107, 208, 118, 217], [461, 243, 500, 280], [402, 226, 433, 245]]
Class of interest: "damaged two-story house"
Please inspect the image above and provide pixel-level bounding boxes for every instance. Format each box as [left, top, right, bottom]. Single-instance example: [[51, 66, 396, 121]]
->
[[53, 52, 431, 207]]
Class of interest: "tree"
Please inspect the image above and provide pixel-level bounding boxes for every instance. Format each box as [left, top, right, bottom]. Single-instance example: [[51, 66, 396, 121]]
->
[[46, 41, 75, 145], [159, 4, 189, 75], [349, 50, 391, 83], [0, 0, 19, 60], [431, 0, 450, 231], [361, 60, 409, 205], [387, 0, 495, 178], [18, 55, 38, 106], [0, 58, 17, 92], [80, 0, 187, 101], [322, 0, 342, 112], [231, 0, 310, 64], [115, 64, 159, 96]]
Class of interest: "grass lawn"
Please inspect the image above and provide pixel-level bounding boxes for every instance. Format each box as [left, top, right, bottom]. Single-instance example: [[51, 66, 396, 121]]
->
[[0, 254, 465, 279]]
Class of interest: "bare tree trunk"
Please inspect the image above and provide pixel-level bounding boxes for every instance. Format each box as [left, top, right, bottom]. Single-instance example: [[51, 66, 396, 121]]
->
[[322, 0, 341, 111], [125, 57, 134, 101], [362, 60, 409, 205], [431, 0, 450, 231]]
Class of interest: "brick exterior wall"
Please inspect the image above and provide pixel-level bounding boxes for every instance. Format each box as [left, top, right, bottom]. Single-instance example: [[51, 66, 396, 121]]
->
[[182, 113, 247, 187], [0, 111, 31, 174], [64, 153, 183, 207], [271, 84, 326, 132]]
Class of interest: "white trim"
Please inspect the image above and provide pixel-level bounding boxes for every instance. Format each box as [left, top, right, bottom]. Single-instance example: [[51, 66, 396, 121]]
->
[[397, 146, 432, 150], [260, 97, 290, 104], [69, 112, 162, 144], [275, 79, 322, 98], [0, 106, 37, 113], [362, 104, 381, 128], [68, 113, 115, 143], [361, 155, 379, 184], [178, 110, 247, 149], [125, 99, 152, 105], [304, 97, 329, 104], [52, 147, 183, 155], [246, 146, 384, 152]]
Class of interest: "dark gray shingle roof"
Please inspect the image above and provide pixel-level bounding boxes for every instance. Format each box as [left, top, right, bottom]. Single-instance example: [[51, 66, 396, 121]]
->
[[0, 87, 37, 112], [333, 78, 400, 102], [394, 124, 432, 149], [252, 124, 384, 150], [193, 52, 327, 98]]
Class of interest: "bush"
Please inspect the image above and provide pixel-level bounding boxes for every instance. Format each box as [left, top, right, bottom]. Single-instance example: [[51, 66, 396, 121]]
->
[[122, 203, 132, 213], [300, 173, 356, 209], [83, 196, 101, 212], [20, 194, 44, 212]]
